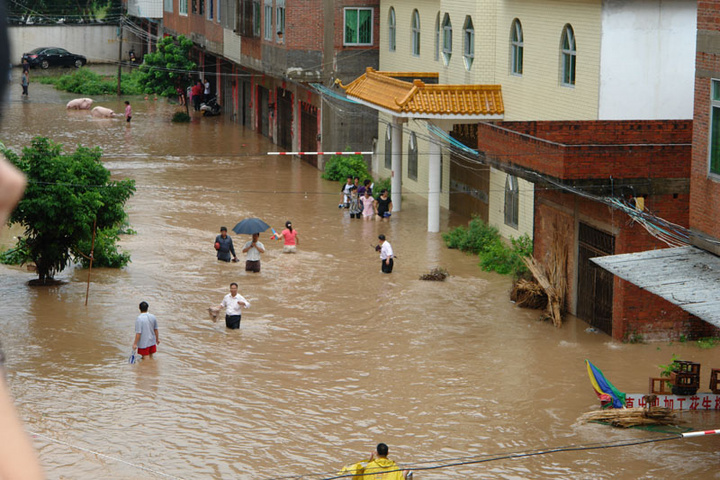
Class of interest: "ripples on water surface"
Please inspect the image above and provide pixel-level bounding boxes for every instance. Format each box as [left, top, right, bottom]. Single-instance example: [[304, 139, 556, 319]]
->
[[1, 81, 719, 479]]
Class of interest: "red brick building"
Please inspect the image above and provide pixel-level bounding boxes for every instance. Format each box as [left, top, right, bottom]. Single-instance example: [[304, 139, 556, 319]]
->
[[477, 120, 709, 341], [162, 0, 380, 157]]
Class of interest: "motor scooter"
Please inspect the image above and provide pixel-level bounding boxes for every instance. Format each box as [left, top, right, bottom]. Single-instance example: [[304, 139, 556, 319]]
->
[[200, 96, 221, 116]]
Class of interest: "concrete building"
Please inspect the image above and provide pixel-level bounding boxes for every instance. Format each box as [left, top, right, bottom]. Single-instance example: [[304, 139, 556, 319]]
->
[[345, 0, 699, 340], [162, 0, 380, 160]]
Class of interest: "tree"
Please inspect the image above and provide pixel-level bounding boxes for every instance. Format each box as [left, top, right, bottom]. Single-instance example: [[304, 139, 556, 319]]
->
[[1, 137, 135, 284], [137, 35, 196, 100]]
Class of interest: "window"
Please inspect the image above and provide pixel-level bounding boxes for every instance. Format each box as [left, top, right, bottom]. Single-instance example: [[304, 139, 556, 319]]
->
[[442, 13, 452, 65], [434, 12, 440, 61], [710, 80, 720, 175], [385, 125, 392, 169], [463, 16, 474, 70], [561, 24, 576, 86], [164, 0, 173, 14], [408, 133, 418, 180], [504, 175, 519, 228], [388, 8, 396, 52], [253, 0, 261, 37], [216, 0, 220, 22], [345, 8, 373, 46], [411, 10, 420, 56], [264, 0, 272, 40], [511, 19, 523, 75], [180, 0, 187, 14], [207, 0, 213, 19], [276, 0, 285, 42], [199, 0, 204, 15]]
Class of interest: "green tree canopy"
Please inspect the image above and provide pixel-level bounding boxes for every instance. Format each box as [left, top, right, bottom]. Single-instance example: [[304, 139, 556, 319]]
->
[[137, 35, 196, 97], [1, 137, 135, 283]]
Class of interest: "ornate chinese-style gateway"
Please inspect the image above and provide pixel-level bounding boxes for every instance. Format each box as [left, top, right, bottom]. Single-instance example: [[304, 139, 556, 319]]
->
[[587, 359, 720, 411]]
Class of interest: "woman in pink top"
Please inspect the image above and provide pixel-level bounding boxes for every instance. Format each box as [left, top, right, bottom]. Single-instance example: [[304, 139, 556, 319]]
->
[[361, 190, 375, 220], [280, 220, 299, 253]]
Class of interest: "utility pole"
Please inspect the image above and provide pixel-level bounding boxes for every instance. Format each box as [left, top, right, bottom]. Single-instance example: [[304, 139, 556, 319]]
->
[[117, 19, 123, 96]]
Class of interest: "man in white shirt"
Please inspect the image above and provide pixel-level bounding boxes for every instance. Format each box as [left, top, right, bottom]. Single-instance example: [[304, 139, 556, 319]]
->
[[221, 282, 250, 329], [203, 78, 211, 102], [378, 234, 394, 274], [242, 233, 265, 273], [132, 301, 159, 358]]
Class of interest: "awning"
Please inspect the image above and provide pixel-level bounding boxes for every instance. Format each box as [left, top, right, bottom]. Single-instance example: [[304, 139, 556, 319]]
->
[[591, 246, 720, 328]]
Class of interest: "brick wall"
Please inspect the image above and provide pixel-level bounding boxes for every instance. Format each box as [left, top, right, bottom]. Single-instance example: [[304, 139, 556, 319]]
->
[[285, 1, 323, 50], [534, 187, 696, 341], [477, 120, 692, 181]]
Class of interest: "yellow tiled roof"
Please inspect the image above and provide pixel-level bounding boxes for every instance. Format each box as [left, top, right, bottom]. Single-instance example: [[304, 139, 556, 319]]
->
[[338, 68, 504, 117]]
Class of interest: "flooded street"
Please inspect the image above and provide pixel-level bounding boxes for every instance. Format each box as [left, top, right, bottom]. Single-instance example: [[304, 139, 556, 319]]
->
[[1, 81, 720, 479]]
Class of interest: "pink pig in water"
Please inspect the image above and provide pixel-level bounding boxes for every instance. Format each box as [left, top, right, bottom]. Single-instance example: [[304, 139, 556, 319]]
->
[[66, 98, 93, 110], [91, 106, 117, 118]]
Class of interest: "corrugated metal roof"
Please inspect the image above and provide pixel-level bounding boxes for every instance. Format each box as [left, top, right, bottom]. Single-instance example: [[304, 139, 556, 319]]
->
[[337, 68, 504, 118], [591, 246, 720, 328]]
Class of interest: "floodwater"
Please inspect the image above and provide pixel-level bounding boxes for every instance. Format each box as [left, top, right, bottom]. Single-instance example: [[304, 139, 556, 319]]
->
[[1, 79, 719, 479]]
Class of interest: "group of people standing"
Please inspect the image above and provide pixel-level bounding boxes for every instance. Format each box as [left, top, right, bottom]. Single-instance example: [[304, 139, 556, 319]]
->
[[188, 78, 211, 111], [341, 176, 393, 221], [214, 221, 299, 272]]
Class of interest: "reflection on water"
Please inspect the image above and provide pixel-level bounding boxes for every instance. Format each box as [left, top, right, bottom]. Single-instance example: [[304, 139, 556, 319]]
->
[[1, 82, 720, 479]]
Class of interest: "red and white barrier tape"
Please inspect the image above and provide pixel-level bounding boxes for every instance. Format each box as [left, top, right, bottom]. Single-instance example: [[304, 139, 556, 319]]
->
[[267, 151, 373, 156], [681, 429, 720, 438]]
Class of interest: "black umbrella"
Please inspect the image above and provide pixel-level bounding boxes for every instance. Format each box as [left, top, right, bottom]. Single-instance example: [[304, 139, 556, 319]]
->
[[232, 218, 271, 235]]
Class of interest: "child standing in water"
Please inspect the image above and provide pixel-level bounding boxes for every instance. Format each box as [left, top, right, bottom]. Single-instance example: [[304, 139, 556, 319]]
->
[[124, 100, 132, 122]]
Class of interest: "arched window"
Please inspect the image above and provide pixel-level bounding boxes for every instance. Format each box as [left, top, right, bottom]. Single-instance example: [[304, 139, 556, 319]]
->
[[463, 16, 474, 70], [442, 13, 452, 65], [411, 10, 421, 56], [384, 125, 392, 169], [561, 24, 576, 86], [434, 12, 440, 61], [510, 19, 523, 75], [504, 175, 519, 228], [408, 133, 418, 180], [388, 8, 396, 52]]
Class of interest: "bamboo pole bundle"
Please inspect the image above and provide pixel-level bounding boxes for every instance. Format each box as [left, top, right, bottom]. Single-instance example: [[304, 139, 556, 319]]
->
[[523, 256, 563, 327], [578, 407, 676, 428]]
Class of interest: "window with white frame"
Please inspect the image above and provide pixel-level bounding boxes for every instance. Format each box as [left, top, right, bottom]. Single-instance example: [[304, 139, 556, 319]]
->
[[561, 24, 576, 86], [344, 8, 373, 46], [385, 125, 392, 169], [442, 13, 452, 65], [434, 12, 440, 61], [180, 0, 187, 15], [276, 0, 285, 42], [411, 10, 420, 56], [216, 0, 220, 22], [164, 0, 173, 14], [463, 16, 474, 70], [207, 0, 213, 20], [710, 80, 720, 175], [408, 133, 418, 180], [388, 7, 396, 52], [504, 175, 519, 228], [511, 19, 523, 75], [264, 0, 272, 40]]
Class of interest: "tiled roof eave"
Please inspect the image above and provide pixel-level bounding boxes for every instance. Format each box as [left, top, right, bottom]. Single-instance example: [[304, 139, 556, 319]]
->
[[345, 95, 504, 120]]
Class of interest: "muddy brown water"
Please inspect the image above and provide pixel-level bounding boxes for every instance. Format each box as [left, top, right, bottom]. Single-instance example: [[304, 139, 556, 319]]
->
[[1, 80, 719, 479]]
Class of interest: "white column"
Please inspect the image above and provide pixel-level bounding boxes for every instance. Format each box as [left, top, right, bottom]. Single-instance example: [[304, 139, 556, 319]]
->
[[391, 117, 403, 212], [428, 137, 441, 232]]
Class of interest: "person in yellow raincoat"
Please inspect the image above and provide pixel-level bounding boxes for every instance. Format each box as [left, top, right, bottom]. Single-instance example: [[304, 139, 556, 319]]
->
[[339, 443, 411, 480]]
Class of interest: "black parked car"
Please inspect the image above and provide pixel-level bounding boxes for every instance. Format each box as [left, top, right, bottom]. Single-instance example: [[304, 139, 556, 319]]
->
[[22, 47, 87, 69]]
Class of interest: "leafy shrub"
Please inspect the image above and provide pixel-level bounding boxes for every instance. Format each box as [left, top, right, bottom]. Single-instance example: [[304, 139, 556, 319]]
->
[[373, 177, 391, 196], [172, 111, 191, 123], [36, 69, 143, 95], [75, 227, 131, 269], [321, 152, 371, 181], [443, 217, 532, 277], [0, 237, 32, 265], [443, 216, 500, 254]]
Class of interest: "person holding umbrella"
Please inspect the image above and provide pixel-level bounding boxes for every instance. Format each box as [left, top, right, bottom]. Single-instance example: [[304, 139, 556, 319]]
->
[[242, 233, 265, 272]]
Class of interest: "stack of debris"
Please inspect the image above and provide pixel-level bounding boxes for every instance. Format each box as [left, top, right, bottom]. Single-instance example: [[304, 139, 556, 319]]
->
[[578, 405, 676, 428], [419, 267, 449, 281]]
